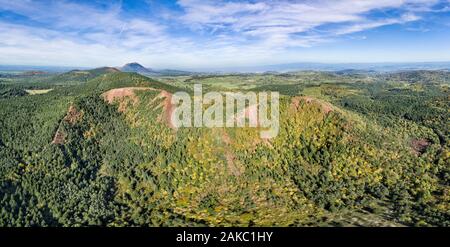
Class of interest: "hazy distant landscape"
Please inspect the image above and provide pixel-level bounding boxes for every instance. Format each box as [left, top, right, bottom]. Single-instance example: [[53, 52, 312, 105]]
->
[[2, 61, 450, 75]]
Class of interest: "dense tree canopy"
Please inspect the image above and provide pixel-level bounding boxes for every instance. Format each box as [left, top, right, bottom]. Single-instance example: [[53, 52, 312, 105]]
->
[[0, 70, 448, 226]]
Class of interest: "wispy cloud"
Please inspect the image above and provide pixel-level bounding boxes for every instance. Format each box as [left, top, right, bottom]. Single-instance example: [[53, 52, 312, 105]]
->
[[0, 0, 448, 68], [178, 0, 437, 44]]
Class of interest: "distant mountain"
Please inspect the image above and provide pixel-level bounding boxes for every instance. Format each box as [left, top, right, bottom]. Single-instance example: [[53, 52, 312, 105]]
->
[[156, 69, 197, 76], [0, 70, 49, 78], [120, 62, 153, 74], [200, 61, 450, 73], [119, 62, 196, 76], [335, 69, 377, 75], [0, 65, 88, 73], [87, 67, 120, 75], [21, 71, 48, 76]]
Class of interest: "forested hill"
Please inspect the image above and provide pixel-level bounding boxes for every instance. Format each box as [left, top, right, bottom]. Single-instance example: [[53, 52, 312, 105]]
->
[[383, 70, 450, 84], [0, 69, 448, 226]]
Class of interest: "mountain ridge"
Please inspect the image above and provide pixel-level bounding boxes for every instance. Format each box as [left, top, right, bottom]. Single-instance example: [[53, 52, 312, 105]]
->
[[119, 62, 196, 76], [120, 62, 153, 74]]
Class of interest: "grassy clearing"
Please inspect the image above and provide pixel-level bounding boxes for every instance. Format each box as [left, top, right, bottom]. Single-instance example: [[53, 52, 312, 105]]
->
[[25, 89, 53, 95]]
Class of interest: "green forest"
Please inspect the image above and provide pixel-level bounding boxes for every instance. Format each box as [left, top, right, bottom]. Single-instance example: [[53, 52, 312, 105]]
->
[[0, 68, 448, 226]]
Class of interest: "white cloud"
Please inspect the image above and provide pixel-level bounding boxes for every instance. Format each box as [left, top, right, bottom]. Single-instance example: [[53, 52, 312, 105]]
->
[[178, 0, 435, 38], [0, 0, 447, 68], [174, 0, 439, 54], [334, 13, 421, 35]]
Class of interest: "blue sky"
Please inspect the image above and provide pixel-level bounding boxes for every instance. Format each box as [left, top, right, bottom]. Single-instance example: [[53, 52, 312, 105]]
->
[[0, 0, 449, 69]]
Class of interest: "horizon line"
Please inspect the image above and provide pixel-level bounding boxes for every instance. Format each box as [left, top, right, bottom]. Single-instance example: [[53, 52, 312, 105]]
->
[[1, 60, 450, 71]]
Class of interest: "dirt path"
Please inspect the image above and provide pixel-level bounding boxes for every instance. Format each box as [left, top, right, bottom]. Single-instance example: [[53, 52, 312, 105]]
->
[[52, 105, 83, 145], [221, 130, 242, 176]]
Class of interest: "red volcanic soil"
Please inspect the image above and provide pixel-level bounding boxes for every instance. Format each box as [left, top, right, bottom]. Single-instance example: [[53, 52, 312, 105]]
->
[[158, 90, 175, 129], [102, 87, 154, 104], [291, 96, 333, 114], [52, 105, 83, 144], [63, 105, 83, 125], [22, 71, 47, 76], [102, 87, 158, 112], [103, 87, 176, 129], [411, 138, 431, 155]]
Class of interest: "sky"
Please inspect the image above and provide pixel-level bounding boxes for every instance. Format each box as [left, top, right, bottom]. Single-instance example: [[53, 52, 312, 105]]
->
[[0, 0, 449, 69]]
